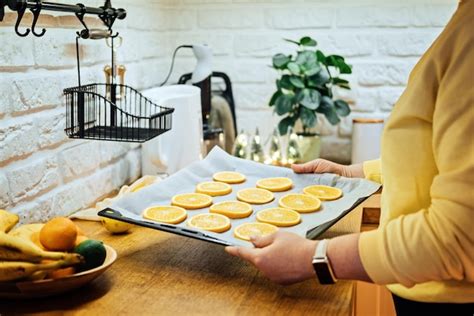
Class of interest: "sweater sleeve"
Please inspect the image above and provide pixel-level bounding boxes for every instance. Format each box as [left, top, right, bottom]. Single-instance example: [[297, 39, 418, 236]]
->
[[363, 159, 383, 184], [358, 40, 474, 287]]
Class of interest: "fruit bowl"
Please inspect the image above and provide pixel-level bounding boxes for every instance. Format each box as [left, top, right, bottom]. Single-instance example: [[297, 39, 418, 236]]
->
[[0, 244, 117, 299]]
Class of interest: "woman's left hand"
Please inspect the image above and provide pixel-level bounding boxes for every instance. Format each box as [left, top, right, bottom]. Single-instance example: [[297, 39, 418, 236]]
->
[[225, 231, 318, 285]]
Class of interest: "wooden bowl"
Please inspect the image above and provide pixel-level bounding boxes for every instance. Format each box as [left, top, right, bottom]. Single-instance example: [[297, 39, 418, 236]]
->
[[0, 244, 117, 299]]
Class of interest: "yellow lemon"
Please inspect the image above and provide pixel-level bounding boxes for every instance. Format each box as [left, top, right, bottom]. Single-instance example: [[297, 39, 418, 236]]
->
[[256, 208, 301, 227], [171, 193, 213, 210], [196, 181, 232, 197], [187, 213, 231, 233], [213, 171, 246, 184], [303, 185, 343, 201], [234, 222, 278, 241], [210, 201, 253, 219], [101, 217, 133, 234], [256, 177, 293, 192], [279, 194, 321, 213], [142, 206, 187, 224], [236, 188, 274, 204]]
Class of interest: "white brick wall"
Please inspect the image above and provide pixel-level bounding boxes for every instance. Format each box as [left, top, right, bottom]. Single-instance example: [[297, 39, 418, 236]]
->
[[0, 0, 174, 222], [0, 0, 459, 222], [164, 0, 457, 162]]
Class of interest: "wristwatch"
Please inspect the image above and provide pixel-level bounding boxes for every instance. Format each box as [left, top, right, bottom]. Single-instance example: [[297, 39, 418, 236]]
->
[[312, 239, 337, 284]]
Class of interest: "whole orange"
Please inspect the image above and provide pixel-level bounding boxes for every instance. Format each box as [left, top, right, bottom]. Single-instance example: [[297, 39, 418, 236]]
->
[[39, 217, 78, 251]]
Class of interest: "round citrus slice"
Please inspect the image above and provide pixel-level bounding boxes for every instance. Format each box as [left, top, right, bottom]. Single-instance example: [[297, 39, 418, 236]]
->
[[187, 213, 231, 233], [142, 206, 187, 224], [213, 171, 246, 184], [256, 207, 301, 227], [171, 193, 212, 210], [210, 201, 253, 219], [303, 185, 343, 201], [256, 177, 293, 192], [234, 222, 278, 241], [279, 194, 321, 213], [236, 188, 274, 204], [196, 181, 232, 197]]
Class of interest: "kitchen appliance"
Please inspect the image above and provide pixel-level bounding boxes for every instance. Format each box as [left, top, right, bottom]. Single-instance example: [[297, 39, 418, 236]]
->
[[141, 85, 204, 175]]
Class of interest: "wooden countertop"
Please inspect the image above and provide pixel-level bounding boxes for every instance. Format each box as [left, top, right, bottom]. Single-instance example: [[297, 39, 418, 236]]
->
[[0, 199, 377, 316]]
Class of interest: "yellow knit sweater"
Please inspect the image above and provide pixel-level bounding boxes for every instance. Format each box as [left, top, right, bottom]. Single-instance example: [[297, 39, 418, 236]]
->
[[359, 0, 474, 303]]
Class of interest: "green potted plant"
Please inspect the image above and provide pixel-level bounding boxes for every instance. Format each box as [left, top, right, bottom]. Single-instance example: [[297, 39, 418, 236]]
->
[[269, 36, 352, 162]]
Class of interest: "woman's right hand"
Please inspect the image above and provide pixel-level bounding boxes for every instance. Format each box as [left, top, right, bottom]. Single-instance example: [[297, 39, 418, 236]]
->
[[291, 159, 365, 178]]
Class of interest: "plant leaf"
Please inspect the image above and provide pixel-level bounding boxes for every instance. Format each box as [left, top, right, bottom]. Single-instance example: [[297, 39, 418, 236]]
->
[[304, 63, 322, 76], [316, 50, 326, 63], [284, 38, 300, 45], [277, 75, 294, 90], [334, 99, 351, 116], [287, 62, 300, 75], [289, 76, 305, 89], [269, 90, 282, 106], [298, 88, 321, 110], [300, 36, 317, 47], [300, 107, 317, 129], [324, 107, 341, 125], [308, 70, 330, 87], [295, 50, 317, 67], [278, 116, 296, 135], [272, 53, 291, 69], [275, 94, 294, 115]]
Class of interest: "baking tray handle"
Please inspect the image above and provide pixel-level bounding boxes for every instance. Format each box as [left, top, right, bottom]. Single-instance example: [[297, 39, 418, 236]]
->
[[98, 208, 234, 246]]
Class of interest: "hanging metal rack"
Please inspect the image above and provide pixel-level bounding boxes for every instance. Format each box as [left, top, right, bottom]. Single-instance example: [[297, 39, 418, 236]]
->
[[0, 0, 126, 37], [1, 0, 175, 142]]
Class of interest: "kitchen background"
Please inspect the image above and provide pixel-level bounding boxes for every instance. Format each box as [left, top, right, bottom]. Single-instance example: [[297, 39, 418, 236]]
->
[[0, 0, 457, 222]]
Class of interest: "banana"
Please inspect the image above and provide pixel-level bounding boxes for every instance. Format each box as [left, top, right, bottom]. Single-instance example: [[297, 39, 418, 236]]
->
[[0, 232, 81, 263], [0, 209, 19, 233], [8, 223, 45, 249], [0, 255, 82, 282]]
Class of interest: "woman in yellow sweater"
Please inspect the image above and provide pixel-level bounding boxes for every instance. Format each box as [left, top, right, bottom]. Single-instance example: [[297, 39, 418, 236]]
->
[[226, 0, 474, 314]]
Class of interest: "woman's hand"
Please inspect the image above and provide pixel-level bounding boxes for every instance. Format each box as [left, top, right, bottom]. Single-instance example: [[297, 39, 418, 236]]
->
[[291, 159, 365, 178], [225, 231, 317, 285]]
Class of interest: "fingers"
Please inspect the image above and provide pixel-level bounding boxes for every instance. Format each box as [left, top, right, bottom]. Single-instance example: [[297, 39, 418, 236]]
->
[[291, 161, 314, 174], [225, 246, 259, 263], [251, 233, 276, 248]]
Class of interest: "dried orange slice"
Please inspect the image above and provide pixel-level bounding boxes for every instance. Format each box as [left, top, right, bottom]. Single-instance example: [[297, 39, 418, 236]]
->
[[256, 208, 301, 227], [213, 171, 246, 184], [279, 194, 321, 213], [196, 181, 232, 196], [187, 213, 231, 233], [303, 185, 343, 201], [142, 206, 187, 224], [256, 177, 293, 192], [210, 201, 253, 219], [236, 188, 274, 204], [234, 222, 278, 241], [171, 193, 212, 210]]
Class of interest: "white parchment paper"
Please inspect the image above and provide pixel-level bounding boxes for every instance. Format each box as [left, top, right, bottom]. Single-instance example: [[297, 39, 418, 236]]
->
[[110, 147, 381, 247]]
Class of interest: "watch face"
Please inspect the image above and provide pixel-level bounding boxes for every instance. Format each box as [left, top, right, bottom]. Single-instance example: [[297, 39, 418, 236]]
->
[[313, 261, 337, 284]]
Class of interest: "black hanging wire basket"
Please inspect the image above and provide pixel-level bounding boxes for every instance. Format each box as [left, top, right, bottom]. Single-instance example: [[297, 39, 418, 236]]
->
[[64, 30, 174, 143]]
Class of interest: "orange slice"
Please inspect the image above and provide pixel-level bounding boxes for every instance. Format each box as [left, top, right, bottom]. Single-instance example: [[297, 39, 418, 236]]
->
[[196, 181, 232, 197], [142, 206, 187, 224], [234, 222, 278, 241], [213, 171, 246, 184], [210, 201, 253, 219], [256, 177, 293, 192], [236, 188, 274, 204], [279, 194, 321, 213], [256, 208, 301, 227], [171, 193, 212, 210], [303, 185, 343, 201], [187, 213, 231, 233]]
